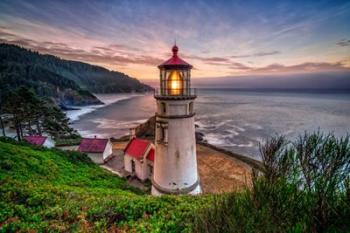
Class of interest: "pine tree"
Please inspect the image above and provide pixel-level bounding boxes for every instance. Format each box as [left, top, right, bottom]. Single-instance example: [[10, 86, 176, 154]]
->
[[2, 86, 77, 140], [42, 104, 76, 138]]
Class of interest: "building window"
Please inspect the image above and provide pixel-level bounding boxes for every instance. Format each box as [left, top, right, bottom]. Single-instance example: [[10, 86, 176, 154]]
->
[[189, 102, 194, 114], [159, 127, 167, 143], [161, 102, 166, 114], [148, 165, 153, 175], [156, 122, 168, 144]]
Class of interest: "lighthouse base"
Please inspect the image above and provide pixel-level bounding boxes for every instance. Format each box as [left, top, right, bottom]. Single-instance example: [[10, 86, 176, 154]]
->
[[151, 181, 202, 196]]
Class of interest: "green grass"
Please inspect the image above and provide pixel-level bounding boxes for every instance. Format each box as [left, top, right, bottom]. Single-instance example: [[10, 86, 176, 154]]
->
[[1, 132, 349, 232], [0, 138, 207, 232]]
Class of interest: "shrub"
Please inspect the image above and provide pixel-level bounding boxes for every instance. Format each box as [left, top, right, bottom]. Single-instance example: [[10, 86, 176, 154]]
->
[[195, 132, 350, 233]]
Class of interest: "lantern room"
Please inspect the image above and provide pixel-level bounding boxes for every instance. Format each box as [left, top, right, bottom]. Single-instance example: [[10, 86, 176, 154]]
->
[[156, 45, 195, 97]]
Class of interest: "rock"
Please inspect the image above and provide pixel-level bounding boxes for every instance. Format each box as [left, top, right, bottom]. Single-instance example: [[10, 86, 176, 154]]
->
[[196, 131, 205, 142], [58, 104, 80, 111], [135, 116, 156, 138]]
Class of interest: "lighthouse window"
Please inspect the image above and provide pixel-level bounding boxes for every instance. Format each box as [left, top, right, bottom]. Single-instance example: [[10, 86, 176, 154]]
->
[[189, 102, 194, 114], [160, 127, 167, 142], [161, 102, 166, 114], [156, 122, 168, 144], [167, 70, 183, 95], [159, 127, 165, 141]]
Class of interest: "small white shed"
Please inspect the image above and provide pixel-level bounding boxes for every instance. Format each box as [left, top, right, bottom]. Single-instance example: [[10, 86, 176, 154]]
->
[[78, 137, 112, 164], [124, 138, 155, 181], [24, 135, 55, 148]]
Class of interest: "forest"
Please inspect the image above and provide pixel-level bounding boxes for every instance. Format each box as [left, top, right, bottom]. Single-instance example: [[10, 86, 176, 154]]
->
[[0, 43, 152, 106]]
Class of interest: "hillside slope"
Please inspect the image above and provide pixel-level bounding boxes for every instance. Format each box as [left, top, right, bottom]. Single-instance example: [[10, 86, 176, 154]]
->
[[0, 139, 206, 232], [0, 44, 152, 105], [0, 62, 101, 106]]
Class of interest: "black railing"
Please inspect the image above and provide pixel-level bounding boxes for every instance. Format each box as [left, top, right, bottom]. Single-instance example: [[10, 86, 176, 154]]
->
[[154, 88, 197, 98]]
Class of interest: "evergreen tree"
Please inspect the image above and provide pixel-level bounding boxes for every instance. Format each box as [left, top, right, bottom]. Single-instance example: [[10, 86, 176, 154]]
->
[[42, 103, 76, 138], [3, 88, 27, 140], [2, 86, 76, 140]]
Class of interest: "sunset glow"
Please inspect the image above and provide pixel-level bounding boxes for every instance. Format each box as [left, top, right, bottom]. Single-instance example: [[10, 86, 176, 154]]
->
[[0, 0, 349, 80]]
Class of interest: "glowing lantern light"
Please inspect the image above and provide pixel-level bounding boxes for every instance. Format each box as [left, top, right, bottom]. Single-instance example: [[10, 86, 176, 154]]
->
[[158, 44, 192, 97], [168, 70, 182, 95]]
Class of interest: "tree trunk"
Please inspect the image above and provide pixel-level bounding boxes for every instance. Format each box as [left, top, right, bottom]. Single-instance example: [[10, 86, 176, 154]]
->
[[19, 122, 24, 138], [36, 120, 42, 136], [28, 120, 32, 135], [0, 115, 6, 137], [15, 118, 21, 141]]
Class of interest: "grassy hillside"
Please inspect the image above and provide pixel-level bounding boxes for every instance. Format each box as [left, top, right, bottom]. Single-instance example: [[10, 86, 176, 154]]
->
[[0, 44, 152, 105], [0, 138, 206, 232], [1, 132, 348, 232]]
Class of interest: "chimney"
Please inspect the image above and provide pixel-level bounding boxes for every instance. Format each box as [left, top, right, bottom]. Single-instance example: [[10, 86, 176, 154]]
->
[[129, 128, 136, 139]]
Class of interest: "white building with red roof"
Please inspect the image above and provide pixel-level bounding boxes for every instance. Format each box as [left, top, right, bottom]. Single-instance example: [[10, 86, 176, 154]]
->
[[152, 44, 201, 195], [24, 135, 55, 148], [124, 138, 155, 181], [78, 137, 112, 164]]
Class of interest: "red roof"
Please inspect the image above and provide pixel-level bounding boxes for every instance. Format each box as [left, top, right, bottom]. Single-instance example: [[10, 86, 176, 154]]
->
[[158, 45, 192, 69], [24, 135, 47, 146], [78, 138, 108, 153], [124, 138, 152, 160], [147, 148, 155, 162]]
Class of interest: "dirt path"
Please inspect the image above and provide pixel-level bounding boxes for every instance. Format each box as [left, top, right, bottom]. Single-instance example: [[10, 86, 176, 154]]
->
[[110, 141, 253, 194], [196, 144, 252, 193]]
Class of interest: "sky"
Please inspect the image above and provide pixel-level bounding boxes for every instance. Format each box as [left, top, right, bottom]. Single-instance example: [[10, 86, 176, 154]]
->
[[0, 0, 350, 82]]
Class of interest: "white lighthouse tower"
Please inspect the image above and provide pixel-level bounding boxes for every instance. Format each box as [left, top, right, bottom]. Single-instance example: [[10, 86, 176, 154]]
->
[[151, 44, 201, 195]]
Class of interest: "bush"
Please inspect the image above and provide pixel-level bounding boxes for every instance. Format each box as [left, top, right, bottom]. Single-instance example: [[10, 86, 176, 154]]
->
[[0, 139, 205, 232], [195, 132, 350, 233], [1, 132, 349, 232]]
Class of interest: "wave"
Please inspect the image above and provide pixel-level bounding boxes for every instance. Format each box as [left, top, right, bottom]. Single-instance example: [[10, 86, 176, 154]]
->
[[231, 141, 254, 148], [203, 133, 227, 145], [204, 132, 255, 148], [91, 118, 148, 130]]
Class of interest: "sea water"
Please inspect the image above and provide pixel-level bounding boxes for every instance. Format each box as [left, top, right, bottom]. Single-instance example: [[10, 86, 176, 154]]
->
[[70, 89, 350, 159]]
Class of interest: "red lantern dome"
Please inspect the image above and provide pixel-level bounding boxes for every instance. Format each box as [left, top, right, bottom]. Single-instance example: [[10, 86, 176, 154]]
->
[[158, 45, 192, 69], [155, 44, 196, 98]]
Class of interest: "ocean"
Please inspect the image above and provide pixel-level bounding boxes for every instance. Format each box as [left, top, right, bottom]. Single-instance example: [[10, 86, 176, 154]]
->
[[68, 89, 350, 160]]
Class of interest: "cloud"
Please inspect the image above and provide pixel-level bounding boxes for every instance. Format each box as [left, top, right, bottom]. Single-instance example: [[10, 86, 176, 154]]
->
[[336, 39, 350, 47], [231, 51, 281, 58], [228, 61, 350, 74], [192, 72, 350, 89], [183, 54, 231, 64], [184, 51, 280, 66], [1, 28, 348, 77], [0, 29, 163, 67], [230, 62, 251, 70]]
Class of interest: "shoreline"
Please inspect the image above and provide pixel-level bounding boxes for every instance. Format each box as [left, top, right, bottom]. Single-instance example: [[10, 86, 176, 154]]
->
[[65, 93, 143, 122], [131, 115, 262, 170], [108, 139, 259, 193], [197, 141, 262, 171], [111, 135, 262, 173]]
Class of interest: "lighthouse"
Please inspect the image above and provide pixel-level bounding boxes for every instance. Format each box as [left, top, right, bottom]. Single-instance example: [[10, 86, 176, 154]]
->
[[152, 44, 201, 195]]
